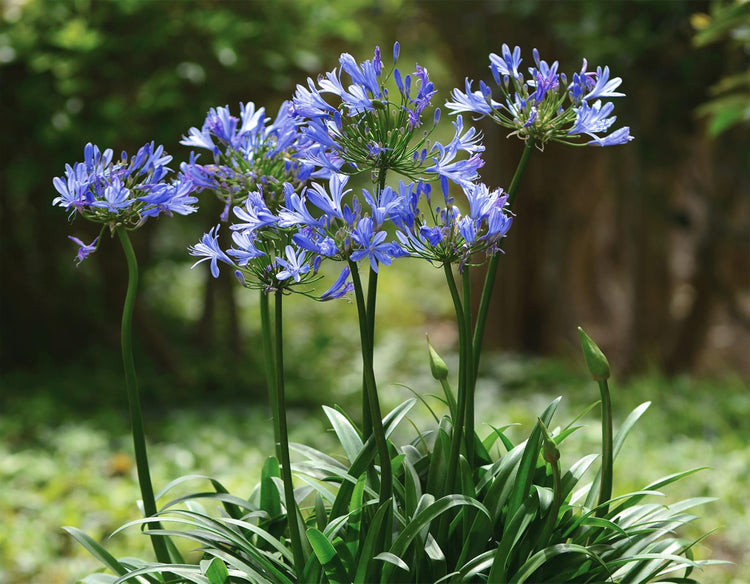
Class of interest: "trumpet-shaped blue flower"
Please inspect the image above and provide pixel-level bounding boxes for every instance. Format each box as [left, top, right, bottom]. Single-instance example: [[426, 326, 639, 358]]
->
[[320, 266, 355, 301], [275, 245, 311, 282], [395, 180, 513, 269], [69, 236, 99, 265], [292, 43, 484, 191], [350, 217, 402, 273], [189, 226, 233, 278]]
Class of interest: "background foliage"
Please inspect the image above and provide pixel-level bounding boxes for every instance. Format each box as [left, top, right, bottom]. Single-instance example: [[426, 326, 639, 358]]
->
[[0, 0, 748, 582]]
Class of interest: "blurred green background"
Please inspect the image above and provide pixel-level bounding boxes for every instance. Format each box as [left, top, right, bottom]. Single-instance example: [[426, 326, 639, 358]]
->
[[1, 0, 748, 583]]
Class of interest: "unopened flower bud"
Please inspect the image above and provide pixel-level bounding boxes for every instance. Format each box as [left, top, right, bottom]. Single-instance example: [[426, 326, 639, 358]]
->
[[538, 419, 560, 465], [577, 327, 610, 381], [426, 334, 449, 381]]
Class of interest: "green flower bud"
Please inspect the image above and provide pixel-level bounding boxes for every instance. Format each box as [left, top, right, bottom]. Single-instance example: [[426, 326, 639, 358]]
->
[[426, 334, 449, 381], [538, 418, 560, 465], [577, 327, 610, 381]]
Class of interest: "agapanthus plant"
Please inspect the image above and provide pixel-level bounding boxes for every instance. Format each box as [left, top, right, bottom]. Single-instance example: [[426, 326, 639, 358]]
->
[[53, 141, 198, 568], [446, 43, 633, 148], [60, 41, 719, 584]]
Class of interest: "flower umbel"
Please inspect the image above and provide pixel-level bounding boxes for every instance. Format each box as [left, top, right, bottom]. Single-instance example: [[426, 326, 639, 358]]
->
[[53, 142, 198, 262], [180, 101, 314, 216], [446, 44, 633, 147]]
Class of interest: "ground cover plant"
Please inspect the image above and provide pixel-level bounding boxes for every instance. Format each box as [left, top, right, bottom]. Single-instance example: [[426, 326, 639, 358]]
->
[[49, 42, 725, 583]]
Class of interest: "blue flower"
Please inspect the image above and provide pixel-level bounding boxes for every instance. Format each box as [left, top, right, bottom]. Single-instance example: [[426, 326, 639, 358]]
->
[[189, 226, 233, 278], [587, 126, 633, 147], [446, 79, 495, 117], [68, 236, 99, 265], [582, 66, 624, 102], [181, 101, 310, 213], [292, 43, 472, 185], [320, 266, 354, 301], [54, 142, 200, 262], [305, 174, 351, 223], [138, 177, 199, 218], [228, 230, 265, 267], [350, 217, 397, 272], [489, 44, 523, 81], [275, 245, 311, 282], [231, 190, 278, 234]]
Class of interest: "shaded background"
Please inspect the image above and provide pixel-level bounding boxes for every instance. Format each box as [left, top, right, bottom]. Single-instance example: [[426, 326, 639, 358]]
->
[[1, 2, 749, 583]]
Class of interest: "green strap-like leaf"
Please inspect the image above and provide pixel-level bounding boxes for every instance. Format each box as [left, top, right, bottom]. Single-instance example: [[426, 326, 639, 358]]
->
[[324, 406, 365, 464], [201, 557, 229, 584], [509, 543, 608, 584], [62, 527, 129, 577]]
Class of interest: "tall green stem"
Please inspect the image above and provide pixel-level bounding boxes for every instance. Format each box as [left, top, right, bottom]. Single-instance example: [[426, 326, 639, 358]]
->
[[116, 226, 171, 565], [361, 167, 387, 439], [259, 291, 305, 577], [596, 379, 614, 517], [471, 140, 535, 379], [461, 268, 475, 466], [361, 268, 378, 439], [349, 260, 392, 506], [443, 263, 468, 492]]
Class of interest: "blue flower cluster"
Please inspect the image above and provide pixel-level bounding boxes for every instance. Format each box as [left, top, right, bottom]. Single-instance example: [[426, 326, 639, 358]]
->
[[189, 44, 514, 297], [53, 142, 198, 262], [446, 44, 633, 147], [180, 101, 316, 221], [291, 43, 483, 185], [55, 42, 633, 288]]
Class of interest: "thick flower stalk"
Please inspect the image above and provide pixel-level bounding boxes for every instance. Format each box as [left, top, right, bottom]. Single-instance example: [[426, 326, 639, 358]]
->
[[53, 142, 198, 566], [446, 44, 633, 148]]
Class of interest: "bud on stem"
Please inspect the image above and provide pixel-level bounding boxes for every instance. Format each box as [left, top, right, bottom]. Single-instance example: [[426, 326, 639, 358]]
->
[[578, 327, 610, 381]]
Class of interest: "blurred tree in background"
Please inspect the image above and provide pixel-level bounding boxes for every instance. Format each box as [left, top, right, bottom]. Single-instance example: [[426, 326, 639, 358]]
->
[[1, 0, 747, 408]]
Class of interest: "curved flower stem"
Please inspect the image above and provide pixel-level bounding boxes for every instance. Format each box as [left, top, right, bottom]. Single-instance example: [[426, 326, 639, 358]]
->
[[471, 139, 535, 380], [443, 262, 467, 492], [260, 291, 306, 578], [115, 226, 171, 566], [596, 379, 614, 517], [349, 260, 392, 507]]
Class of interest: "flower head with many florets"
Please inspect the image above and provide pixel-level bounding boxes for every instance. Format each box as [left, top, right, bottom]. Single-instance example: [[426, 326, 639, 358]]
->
[[53, 142, 198, 263], [189, 181, 355, 298], [292, 43, 484, 188], [392, 180, 514, 271], [181, 101, 315, 221], [446, 44, 633, 148]]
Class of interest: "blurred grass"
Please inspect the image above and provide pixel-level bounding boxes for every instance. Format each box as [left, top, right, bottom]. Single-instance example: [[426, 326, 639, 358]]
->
[[1, 354, 747, 584]]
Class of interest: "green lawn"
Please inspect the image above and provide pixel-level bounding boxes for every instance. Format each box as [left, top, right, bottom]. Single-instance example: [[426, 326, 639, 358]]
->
[[1, 356, 747, 584]]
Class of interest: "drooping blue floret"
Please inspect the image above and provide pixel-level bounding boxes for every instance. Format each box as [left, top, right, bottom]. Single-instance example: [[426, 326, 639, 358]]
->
[[68, 236, 99, 265], [320, 266, 354, 301]]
